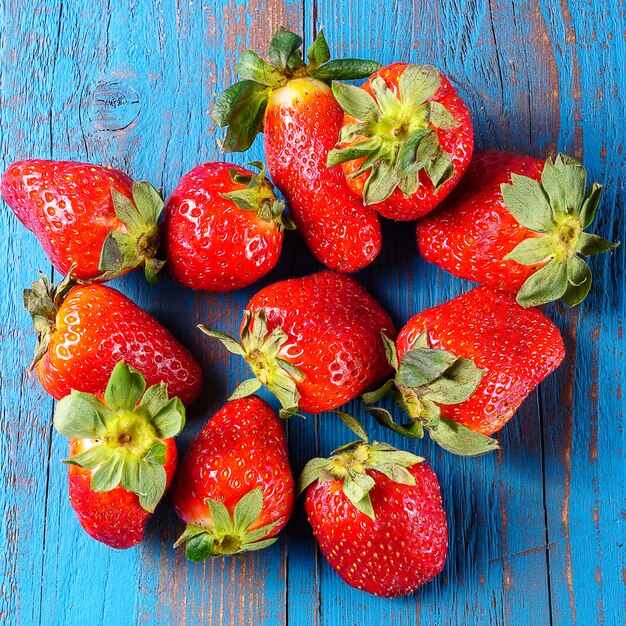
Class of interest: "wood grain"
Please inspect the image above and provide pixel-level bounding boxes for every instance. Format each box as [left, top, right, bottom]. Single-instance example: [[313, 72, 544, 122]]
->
[[0, 0, 623, 624]]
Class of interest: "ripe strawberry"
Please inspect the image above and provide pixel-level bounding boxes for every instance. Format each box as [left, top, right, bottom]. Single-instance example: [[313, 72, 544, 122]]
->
[[1, 159, 165, 282], [201, 271, 395, 416], [299, 414, 447, 598], [24, 274, 202, 405], [172, 396, 294, 560], [163, 162, 294, 291], [212, 28, 383, 272], [328, 62, 473, 220], [54, 362, 185, 548], [416, 150, 619, 306], [364, 287, 565, 454]]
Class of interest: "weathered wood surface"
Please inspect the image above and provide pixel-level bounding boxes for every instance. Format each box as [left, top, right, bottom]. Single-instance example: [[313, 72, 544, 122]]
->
[[0, 1, 623, 624]]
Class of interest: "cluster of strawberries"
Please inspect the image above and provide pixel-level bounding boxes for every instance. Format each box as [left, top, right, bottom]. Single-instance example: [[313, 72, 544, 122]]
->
[[2, 28, 618, 599]]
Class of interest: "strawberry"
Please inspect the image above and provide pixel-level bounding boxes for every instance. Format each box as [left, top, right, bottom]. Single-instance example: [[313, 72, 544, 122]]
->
[[364, 287, 565, 455], [163, 162, 294, 291], [201, 271, 395, 417], [327, 62, 473, 220], [416, 150, 619, 306], [299, 414, 447, 598], [212, 28, 383, 272], [24, 274, 202, 405], [172, 396, 294, 560], [53, 362, 186, 548], [1, 159, 165, 282]]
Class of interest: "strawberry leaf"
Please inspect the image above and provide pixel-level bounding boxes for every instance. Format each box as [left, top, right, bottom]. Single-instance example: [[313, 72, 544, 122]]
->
[[501, 174, 554, 233], [380, 332, 399, 370], [104, 362, 146, 412], [298, 457, 331, 495], [138, 383, 170, 418], [91, 454, 125, 492], [243, 520, 281, 544], [307, 30, 331, 68], [99, 230, 138, 273], [309, 59, 382, 81], [236, 50, 283, 86], [198, 326, 246, 356], [343, 473, 376, 519], [516, 258, 569, 307], [576, 232, 619, 256], [366, 406, 425, 439], [185, 531, 215, 562], [541, 153, 587, 219], [331, 81, 379, 122], [212, 81, 270, 153], [63, 444, 110, 469], [427, 418, 499, 457], [111, 189, 145, 237], [363, 158, 399, 204], [136, 460, 167, 513], [233, 487, 264, 532], [578, 182, 603, 227], [327, 138, 383, 168], [429, 101, 458, 129], [54, 392, 110, 439], [131, 181, 164, 226], [206, 498, 234, 534], [239, 538, 278, 552], [562, 257, 592, 306], [268, 27, 303, 72], [422, 357, 484, 405], [396, 347, 457, 388], [398, 64, 440, 109], [152, 397, 186, 439], [229, 377, 263, 400], [361, 378, 396, 405], [335, 411, 369, 441], [504, 236, 554, 265]]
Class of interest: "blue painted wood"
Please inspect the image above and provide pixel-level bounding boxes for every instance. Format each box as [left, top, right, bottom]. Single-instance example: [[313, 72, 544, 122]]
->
[[0, 0, 623, 625]]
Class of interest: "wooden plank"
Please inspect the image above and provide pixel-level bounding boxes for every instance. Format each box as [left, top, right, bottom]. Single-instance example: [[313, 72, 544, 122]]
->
[[309, 0, 571, 623], [0, 2, 61, 624], [16, 1, 304, 624], [538, 1, 625, 625]]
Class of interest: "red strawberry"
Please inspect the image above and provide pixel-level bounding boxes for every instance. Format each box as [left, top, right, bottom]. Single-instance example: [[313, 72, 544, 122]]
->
[[172, 396, 294, 560], [300, 414, 447, 598], [163, 162, 294, 291], [328, 62, 473, 221], [54, 362, 186, 548], [416, 150, 619, 306], [213, 28, 383, 272], [201, 271, 395, 416], [364, 287, 565, 454], [24, 274, 202, 405], [1, 159, 165, 282]]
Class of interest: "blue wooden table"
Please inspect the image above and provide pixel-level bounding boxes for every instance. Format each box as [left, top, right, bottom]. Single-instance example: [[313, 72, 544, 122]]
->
[[1, 1, 624, 624]]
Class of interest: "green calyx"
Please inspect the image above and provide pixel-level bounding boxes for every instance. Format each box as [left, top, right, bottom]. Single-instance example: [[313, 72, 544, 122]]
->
[[298, 412, 424, 520], [212, 27, 382, 152], [53, 362, 186, 512], [327, 64, 458, 204], [221, 161, 295, 231], [174, 487, 282, 561], [501, 153, 619, 307], [362, 331, 499, 457], [23, 270, 78, 372], [198, 310, 305, 418], [98, 181, 166, 284]]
